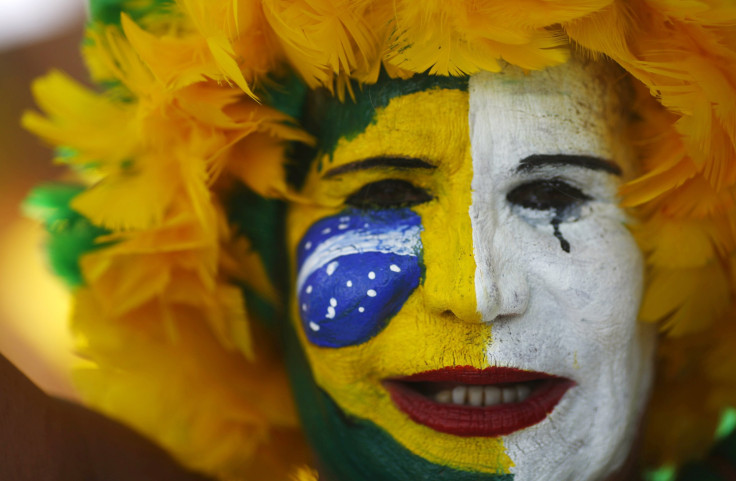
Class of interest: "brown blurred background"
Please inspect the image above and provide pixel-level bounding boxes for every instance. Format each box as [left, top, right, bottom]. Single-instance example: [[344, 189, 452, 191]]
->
[[0, 0, 87, 399]]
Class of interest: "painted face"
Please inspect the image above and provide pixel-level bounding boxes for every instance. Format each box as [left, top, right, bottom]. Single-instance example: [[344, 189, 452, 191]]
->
[[286, 60, 657, 481]]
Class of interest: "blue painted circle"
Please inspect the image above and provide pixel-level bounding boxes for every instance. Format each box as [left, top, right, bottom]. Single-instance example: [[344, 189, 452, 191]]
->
[[296, 208, 423, 347]]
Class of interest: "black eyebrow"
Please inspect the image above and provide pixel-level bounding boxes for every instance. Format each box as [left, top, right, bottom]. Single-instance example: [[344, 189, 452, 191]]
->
[[516, 154, 622, 176], [323, 156, 436, 178]]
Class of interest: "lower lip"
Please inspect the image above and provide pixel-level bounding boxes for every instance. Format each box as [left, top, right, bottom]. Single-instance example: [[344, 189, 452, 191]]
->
[[384, 366, 575, 437]]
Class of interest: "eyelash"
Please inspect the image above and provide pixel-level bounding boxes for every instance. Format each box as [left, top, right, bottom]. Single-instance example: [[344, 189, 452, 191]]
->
[[345, 179, 434, 209], [506, 179, 592, 219], [344, 178, 592, 220]]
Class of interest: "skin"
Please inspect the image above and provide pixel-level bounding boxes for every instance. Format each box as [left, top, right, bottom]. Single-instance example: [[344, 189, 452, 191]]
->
[[287, 59, 657, 480]]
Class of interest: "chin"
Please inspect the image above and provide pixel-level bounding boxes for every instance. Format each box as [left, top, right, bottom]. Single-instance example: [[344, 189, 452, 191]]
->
[[487, 326, 658, 481]]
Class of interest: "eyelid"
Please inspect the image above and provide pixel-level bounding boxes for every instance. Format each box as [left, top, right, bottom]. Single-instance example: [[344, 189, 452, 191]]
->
[[345, 179, 434, 209], [510, 165, 621, 204]]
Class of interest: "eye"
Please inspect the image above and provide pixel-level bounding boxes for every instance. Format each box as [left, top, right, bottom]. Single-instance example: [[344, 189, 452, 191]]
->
[[345, 179, 433, 209], [507, 179, 591, 214]]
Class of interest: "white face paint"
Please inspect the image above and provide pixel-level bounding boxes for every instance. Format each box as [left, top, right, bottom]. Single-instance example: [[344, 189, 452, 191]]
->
[[469, 61, 657, 480]]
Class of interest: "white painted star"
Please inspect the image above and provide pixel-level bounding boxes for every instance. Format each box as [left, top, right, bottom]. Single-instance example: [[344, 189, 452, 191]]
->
[[326, 261, 339, 275]]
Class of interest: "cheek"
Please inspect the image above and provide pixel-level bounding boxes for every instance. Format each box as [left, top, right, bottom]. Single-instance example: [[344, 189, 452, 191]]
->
[[532, 217, 645, 362], [567, 219, 643, 321], [295, 208, 423, 347]]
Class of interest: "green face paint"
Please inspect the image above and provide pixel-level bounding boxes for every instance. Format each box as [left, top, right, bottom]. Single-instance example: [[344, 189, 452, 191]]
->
[[284, 324, 513, 481], [284, 72, 468, 189], [302, 72, 468, 157]]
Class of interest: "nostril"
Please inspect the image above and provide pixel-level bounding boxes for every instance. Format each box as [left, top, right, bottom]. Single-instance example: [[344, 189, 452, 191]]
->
[[435, 307, 483, 324]]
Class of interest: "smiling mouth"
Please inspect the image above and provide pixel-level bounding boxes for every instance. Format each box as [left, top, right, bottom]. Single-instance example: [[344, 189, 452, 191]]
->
[[383, 366, 575, 437]]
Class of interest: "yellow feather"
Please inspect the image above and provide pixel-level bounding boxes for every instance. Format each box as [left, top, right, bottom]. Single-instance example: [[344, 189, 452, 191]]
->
[[22, 71, 138, 167], [659, 177, 736, 219], [220, 235, 280, 306], [226, 133, 290, 197], [176, 0, 258, 97], [566, 0, 736, 190], [70, 288, 308, 480], [71, 153, 180, 231], [635, 215, 719, 269], [644, 348, 722, 464], [121, 14, 212, 90], [290, 466, 320, 481], [384, 0, 570, 76], [207, 35, 256, 98], [639, 262, 730, 335], [645, 0, 736, 25], [261, 0, 382, 89]]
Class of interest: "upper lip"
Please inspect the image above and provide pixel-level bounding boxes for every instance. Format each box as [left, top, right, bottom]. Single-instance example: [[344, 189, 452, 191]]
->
[[383, 365, 575, 437], [393, 365, 560, 384]]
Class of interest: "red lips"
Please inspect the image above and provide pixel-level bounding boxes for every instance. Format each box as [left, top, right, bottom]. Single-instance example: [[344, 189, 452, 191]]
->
[[384, 365, 575, 437]]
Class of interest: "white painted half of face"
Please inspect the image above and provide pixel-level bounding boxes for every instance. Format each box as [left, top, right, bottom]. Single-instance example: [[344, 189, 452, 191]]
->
[[468, 61, 657, 480]]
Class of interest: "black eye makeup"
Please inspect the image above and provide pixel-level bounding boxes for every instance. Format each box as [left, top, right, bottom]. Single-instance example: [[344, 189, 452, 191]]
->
[[506, 179, 592, 215], [345, 179, 434, 209], [507, 178, 595, 254]]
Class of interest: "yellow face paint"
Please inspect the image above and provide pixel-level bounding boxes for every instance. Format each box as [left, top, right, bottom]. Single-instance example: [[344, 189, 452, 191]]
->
[[286, 89, 513, 473]]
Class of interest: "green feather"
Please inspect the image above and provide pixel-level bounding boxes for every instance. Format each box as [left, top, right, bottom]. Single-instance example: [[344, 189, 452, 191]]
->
[[24, 184, 110, 288], [226, 182, 288, 329], [88, 0, 173, 25]]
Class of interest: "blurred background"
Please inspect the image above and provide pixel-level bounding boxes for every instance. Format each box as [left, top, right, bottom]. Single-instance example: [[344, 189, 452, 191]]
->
[[0, 0, 87, 399]]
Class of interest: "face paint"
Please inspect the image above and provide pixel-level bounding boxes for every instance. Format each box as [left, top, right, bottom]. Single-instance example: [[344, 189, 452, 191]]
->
[[296, 208, 422, 347], [288, 86, 513, 477], [286, 59, 656, 481], [467, 61, 656, 481]]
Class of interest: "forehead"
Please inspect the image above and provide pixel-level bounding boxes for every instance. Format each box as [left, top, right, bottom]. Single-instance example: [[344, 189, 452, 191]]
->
[[301, 59, 631, 177], [302, 74, 468, 157], [469, 60, 629, 177]]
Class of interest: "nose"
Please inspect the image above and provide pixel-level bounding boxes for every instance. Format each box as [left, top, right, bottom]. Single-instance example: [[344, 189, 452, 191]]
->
[[420, 193, 484, 323], [475, 252, 530, 322], [472, 209, 530, 322], [422, 228, 530, 324], [422, 246, 483, 324], [420, 193, 531, 325]]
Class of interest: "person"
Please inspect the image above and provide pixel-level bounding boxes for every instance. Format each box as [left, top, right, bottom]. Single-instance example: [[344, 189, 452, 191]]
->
[[286, 58, 653, 481], [15, 0, 736, 480]]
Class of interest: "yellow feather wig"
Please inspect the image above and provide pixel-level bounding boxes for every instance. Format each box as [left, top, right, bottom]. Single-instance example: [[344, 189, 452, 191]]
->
[[22, 0, 736, 479]]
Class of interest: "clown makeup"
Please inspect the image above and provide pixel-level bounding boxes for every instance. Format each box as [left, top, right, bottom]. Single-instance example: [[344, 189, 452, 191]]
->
[[286, 59, 657, 481]]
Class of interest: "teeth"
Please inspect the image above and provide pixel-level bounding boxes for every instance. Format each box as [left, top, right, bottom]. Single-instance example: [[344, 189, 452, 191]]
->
[[517, 384, 531, 402], [433, 383, 533, 406], [452, 386, 466, 404], [468, 386, 483, 406], [484, 386, 501, 405], [501, 386, 517, 404], [435, 390, 452, 403]]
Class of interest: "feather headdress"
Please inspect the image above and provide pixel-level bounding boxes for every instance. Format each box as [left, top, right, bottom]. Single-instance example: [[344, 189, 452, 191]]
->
[[23, 0, 736, 479]]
